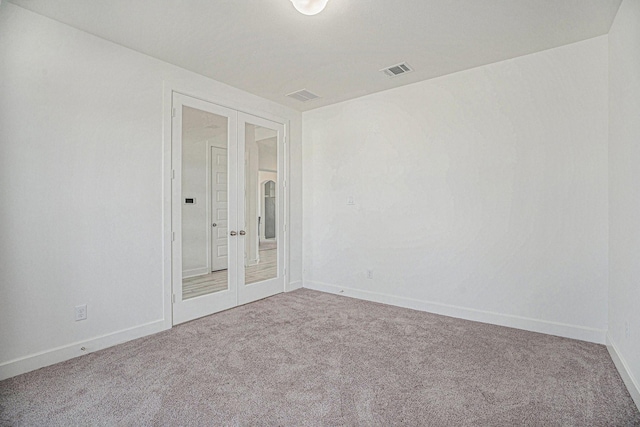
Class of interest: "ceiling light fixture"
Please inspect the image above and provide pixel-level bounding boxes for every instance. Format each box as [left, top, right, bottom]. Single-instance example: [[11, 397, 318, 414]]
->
[[290, 0, 328, 16]]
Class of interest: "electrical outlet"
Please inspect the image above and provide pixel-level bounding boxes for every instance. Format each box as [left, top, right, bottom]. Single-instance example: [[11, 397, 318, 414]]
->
[[75, 304, 87, 321], [367, 269, 374, 279], [625, 321, 630, 339]]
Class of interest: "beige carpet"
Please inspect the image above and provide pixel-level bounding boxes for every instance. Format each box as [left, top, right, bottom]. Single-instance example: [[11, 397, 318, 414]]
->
[[1, 289, 639, 426]]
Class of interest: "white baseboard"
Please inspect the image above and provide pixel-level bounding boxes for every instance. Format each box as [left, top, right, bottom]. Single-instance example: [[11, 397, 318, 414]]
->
[[304, 281, 607, 344], [607, 334, 640, 411], [182, 267, 209, 279], [287, 280, 303, 292], [0, 319, 168, 381]]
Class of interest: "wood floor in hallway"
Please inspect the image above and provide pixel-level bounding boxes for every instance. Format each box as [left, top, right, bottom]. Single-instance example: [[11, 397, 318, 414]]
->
[[182, 248, 277, 300]]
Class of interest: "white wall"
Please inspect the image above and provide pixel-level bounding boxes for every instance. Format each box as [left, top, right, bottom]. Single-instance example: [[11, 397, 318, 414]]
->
[[245, 126, 259, 265], [303, 36, 609, 343], [608, 0, 640, 408], [182, 135, 210, 276], [0, 2, 302, 379], [181, 132, 226, 277], [258, 137, 278, 172]]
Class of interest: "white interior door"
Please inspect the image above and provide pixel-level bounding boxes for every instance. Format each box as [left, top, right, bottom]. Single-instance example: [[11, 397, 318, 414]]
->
[[210, 146, 228, 272], [238, 112, 285, 305], [172, 93, 239, 325], [172, 94, 286, 324]]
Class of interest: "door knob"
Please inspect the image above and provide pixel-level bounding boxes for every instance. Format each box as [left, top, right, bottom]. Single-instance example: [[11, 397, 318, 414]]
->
[[239, 230, 246, 235], [230, 231, 237, 236], [212, 223, 217, 227]]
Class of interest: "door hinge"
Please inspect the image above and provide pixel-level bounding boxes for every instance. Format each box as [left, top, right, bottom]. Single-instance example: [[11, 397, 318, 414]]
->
[[283, 224, 287, 232], [172, 294, 176, 303], [172, 108, 176, 118], [172, 232, 175, 241], [172, 169, 176, 179]]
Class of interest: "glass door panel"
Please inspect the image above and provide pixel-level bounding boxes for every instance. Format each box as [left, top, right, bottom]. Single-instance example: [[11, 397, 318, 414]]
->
[[181, 106, 229, 299], [238, 113, 285, 305], [244, 124, 277, 285], [172, 93, 238, 325]]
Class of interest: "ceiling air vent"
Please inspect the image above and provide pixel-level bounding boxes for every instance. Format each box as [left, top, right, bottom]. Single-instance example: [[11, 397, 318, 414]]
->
[[286, 89, 320, 102], [380, 62, 413, 77]]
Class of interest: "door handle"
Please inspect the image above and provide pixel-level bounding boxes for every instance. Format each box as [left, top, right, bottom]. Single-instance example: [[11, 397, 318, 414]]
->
[[230, 231, 237, 236], [212, 223, 217, 227], [239, 230, 246, 236]]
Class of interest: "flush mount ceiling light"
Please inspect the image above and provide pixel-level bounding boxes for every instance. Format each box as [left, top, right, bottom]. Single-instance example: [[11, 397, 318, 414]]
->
[[290, 0, 329, 16]]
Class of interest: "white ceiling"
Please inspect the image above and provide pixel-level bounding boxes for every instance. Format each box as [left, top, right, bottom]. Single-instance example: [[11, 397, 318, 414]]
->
[[8, 0, 622, 111]]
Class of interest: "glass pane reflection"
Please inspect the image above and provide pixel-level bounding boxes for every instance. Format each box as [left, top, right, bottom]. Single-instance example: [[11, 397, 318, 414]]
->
[[182, 106, 229, 300], [244, 124, 278, 285]]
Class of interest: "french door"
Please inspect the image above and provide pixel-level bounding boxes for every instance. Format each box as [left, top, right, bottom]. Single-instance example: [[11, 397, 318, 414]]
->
[[172, 93, 285, 325]]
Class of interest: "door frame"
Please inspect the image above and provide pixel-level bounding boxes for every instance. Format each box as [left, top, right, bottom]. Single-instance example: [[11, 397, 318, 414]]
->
[[162, 81, 290, 329]]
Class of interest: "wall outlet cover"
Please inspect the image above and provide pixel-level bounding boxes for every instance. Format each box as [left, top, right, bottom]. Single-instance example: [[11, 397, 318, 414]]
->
[[75, 304, 87, 321]]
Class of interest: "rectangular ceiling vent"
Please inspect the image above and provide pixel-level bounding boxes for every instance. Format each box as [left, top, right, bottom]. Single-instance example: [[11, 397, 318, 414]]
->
[[286, 89, 320, 102], [380, 62, 413, 78]]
